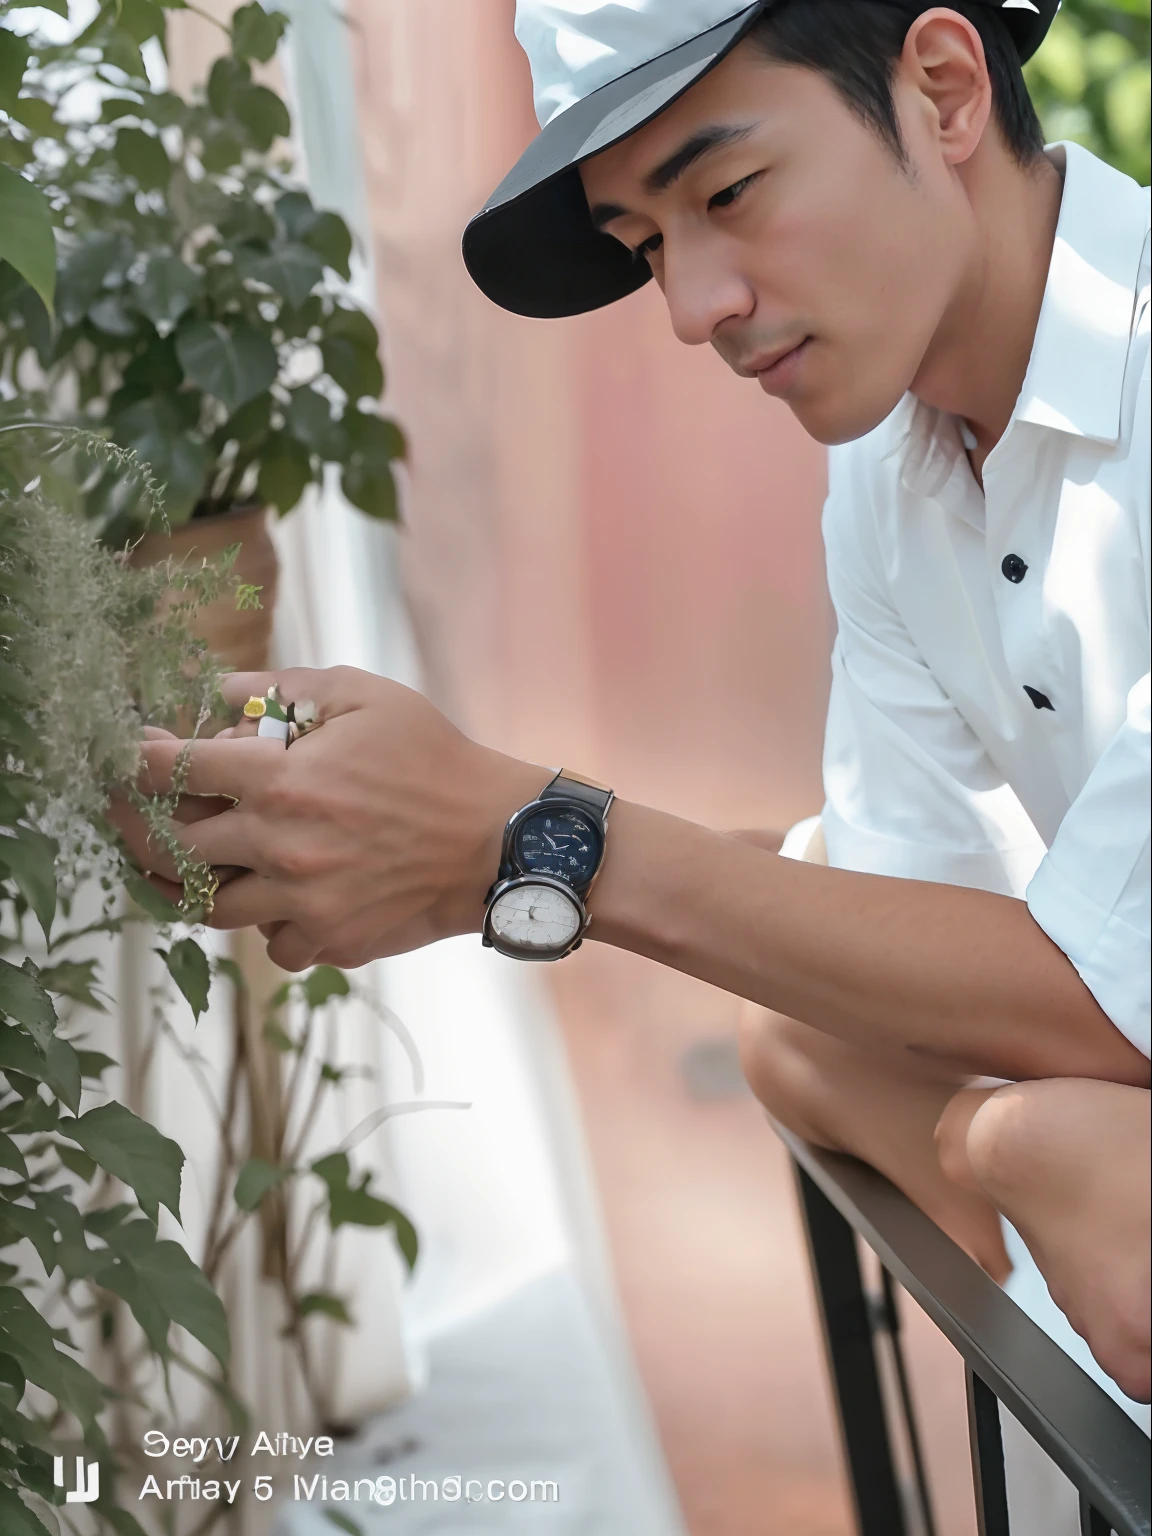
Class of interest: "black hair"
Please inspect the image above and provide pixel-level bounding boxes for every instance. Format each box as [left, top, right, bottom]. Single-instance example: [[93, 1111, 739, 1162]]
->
[[747, 0, 1046, 166]]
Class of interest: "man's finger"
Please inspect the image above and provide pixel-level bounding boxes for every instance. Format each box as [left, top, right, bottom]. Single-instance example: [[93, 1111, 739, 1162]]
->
[[265, 921, 322, 973], [218, 667, 367, 721], [202, 871, 293, 931], [139, 736, 284, 799]]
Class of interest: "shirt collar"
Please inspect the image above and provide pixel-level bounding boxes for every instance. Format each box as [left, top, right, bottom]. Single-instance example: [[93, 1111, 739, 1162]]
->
[[1015, 141, 1150, 445]]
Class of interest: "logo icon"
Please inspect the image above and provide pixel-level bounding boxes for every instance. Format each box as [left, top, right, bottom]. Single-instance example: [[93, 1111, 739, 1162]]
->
[[54, 1456, 99, 1504]]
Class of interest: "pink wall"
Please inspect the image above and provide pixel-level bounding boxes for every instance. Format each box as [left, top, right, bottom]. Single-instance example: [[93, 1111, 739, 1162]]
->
[[349, 0, 831, 832]]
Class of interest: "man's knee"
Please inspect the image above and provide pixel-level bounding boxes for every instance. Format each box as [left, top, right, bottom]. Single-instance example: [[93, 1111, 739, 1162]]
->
[[737, 1006, 844, 1149]]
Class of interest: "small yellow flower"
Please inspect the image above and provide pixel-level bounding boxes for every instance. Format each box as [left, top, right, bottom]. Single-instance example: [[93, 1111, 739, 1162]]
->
[[243, 696, 267, 719]]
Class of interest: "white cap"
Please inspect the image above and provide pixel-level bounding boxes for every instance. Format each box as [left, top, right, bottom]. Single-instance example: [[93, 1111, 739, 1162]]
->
[[516, 0, 755, 126]]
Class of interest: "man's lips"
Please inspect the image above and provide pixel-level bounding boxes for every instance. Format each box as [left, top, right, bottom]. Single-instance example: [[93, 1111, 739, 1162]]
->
[[743, 337, 812, 396]]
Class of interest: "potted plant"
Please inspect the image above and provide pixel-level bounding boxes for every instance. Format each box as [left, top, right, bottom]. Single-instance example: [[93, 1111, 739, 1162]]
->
[[0, 0, 404, 669]]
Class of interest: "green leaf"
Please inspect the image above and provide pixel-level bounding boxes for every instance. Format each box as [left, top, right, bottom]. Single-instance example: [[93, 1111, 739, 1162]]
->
[[231, 2, 288, 63], [0, 1024, 79, 1111], [0, 1130, 27, 1179], [236, 240, 324, 308], [0, 164, 56, 315], [321, 336, 384, 404], [0, 958, 56, 1052], [8, 93, 64, 141], [230, 82, 290, 151], [303, 966, 351, 1008], [0, 826, 57, 942], [219, 391, 272, 448], [165, 937, 211, 1021], [118, 0, 167, 45], [285, 388, 344, 458], [257, 431, 312, 515], [55, 1143, 97, 1184], [207, 54, 251, 117], [329, 1185, 419, 1268], [103, 27, 148, 79], [233, 1156, 291, 1211], [0, 1349, 26, 1401], [60, 1102, 183, 1224], [131, 255, 205, 327], [0, 1285, 103, 1426], [262, 1018, 296, 1052], [310, 1153, 418, 1268], [38, 959, 105, 1013], [297, 1291, 352, 1324], [342, 461, 397, 522], [113, 126, 171, 189], [175, 318, 277, 412], [0, 30, 30, 116], [0, 1485, 56, 1536], [124, 869, 182, 923], [311, 1150, 349, 1188], [1, 1203, 58, 1274], [302, 211, 353, 281], [89, 292, 141, 337], [76, 1049, 117, 1081], [199, 123, 245, 173], [45, 1035, 81, 1114], [326, 305, 380, 351], [112, 395, 210, 523], [55, 232, 128, 327], [97, 1235, 229, 1367]]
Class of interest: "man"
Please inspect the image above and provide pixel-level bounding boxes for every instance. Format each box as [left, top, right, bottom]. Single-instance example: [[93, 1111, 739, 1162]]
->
[[118, 0, 1150, 1407]]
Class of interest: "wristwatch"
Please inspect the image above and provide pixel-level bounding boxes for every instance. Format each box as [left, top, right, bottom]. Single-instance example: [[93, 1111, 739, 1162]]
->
[[482, 770, 615, 961]]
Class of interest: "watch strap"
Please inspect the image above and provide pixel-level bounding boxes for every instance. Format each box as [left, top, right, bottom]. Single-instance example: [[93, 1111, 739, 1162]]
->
[[539, 769, 615, 821]]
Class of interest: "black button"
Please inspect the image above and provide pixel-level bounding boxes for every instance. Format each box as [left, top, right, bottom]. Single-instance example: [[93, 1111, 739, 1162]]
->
[[1001, 554, 1028, 583], [1023, 686, 1054, 711]]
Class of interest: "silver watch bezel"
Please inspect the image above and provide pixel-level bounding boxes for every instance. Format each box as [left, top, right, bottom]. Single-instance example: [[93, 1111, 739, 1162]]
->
[[482, 873, 588, 961]]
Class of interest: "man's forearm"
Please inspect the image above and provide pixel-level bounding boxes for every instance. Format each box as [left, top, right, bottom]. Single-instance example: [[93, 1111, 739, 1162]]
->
[[589, 799, 1149, 1085]]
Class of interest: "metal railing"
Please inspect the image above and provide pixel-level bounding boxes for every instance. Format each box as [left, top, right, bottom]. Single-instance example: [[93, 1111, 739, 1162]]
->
[[774, 1122, 1151, 1536]]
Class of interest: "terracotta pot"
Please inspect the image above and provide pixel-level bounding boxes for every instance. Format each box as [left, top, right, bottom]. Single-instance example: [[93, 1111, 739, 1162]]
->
[[131, 504, 279, 673]]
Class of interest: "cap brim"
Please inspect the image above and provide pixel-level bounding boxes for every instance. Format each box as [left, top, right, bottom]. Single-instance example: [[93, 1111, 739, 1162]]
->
[[463, 3, 765, 319], [464, 0, 1059, 319]]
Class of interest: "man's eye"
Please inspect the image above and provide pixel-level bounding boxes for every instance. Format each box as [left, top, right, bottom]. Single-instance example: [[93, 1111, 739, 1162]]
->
[[631, 233, 664, 263], [709, 174, 757, 210]]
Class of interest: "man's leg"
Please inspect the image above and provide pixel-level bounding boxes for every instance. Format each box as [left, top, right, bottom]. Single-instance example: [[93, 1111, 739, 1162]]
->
[[739, 1005, 1011, 1279], [936, 1079, 1151, 1401]]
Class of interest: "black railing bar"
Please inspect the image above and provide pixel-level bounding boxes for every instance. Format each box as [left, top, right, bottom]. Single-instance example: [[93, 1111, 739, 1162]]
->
[[967, 1364, 1012, 1536], [774, 1123, 1151, 1536], [879, 1265, 939, 1536]]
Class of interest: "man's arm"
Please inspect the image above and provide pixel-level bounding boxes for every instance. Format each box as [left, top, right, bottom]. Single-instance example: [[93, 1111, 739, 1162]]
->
[[588, 799, 1146, 1084], [116, 667, 1149, 1090]]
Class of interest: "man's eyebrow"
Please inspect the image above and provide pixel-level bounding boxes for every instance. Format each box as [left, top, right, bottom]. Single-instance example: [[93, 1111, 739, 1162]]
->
[[587, 123, 757, 229], [644, 122, 756, 194], [589, 201, 629, 231]]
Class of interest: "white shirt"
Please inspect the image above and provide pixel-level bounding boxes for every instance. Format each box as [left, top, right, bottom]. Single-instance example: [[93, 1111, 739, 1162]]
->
[[821, 141, 1151, 1059]]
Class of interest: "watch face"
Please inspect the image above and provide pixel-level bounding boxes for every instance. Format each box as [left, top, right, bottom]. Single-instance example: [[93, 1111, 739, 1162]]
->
[[489, 882, 583, 953], [513, 807, 602, 887]]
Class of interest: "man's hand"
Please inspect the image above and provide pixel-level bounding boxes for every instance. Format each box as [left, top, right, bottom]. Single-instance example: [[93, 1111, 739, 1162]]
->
[[936, 1080, 1152, 1402], [110, 667, 548, 971]]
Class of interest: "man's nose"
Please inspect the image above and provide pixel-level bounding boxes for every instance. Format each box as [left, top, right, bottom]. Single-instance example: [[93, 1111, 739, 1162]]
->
[[661, 246, 754, 347]]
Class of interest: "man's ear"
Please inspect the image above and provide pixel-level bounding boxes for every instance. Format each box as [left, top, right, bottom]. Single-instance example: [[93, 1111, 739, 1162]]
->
[[901, 8, 993, 166]]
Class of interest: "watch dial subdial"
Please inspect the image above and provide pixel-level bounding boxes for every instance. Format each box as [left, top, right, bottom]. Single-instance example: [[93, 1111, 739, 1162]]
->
[[514, 808, 602, 887], [489, 883, 582, 952]]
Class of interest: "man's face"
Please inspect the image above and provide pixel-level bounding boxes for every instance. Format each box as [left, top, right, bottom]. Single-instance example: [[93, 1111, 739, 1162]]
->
[[579, 40, 979, 444]]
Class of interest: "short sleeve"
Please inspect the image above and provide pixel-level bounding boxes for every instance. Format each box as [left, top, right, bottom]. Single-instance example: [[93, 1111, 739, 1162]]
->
[[820, 450, 1047, 898], [1026, 672, 1151, 1057]]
